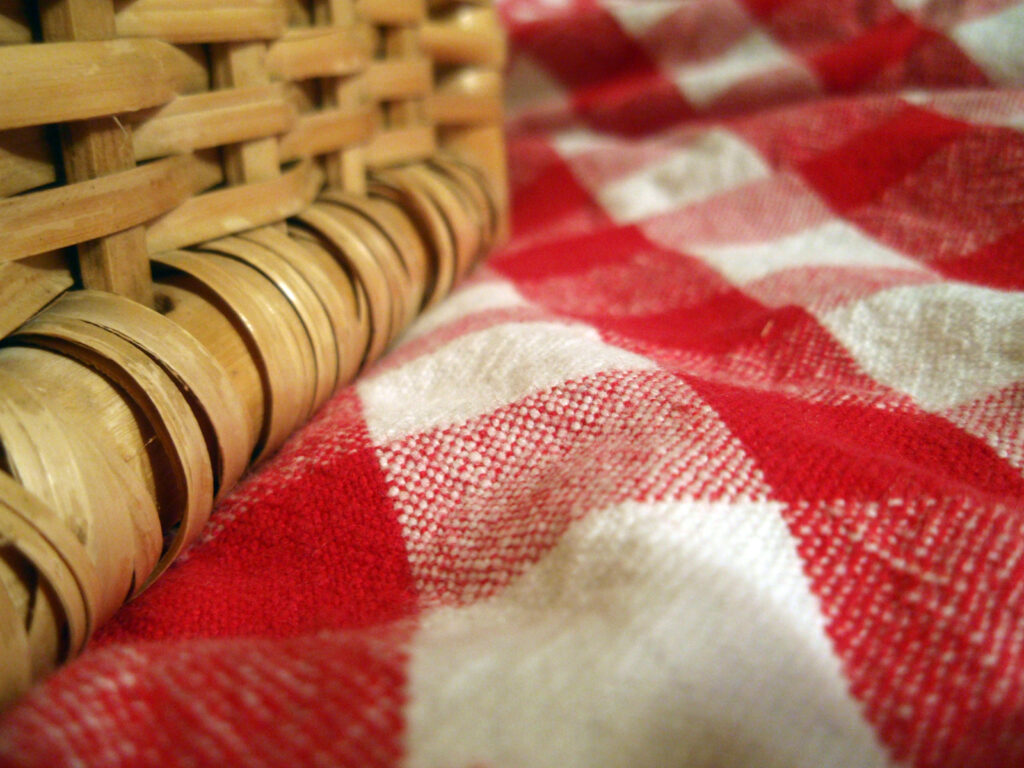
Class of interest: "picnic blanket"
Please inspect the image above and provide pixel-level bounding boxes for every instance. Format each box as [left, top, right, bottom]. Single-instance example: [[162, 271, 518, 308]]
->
[[3, 1, 1024, 766]]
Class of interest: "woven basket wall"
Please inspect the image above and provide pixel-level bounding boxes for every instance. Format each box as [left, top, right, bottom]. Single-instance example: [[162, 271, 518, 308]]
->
[[0, 0, 506, 706]]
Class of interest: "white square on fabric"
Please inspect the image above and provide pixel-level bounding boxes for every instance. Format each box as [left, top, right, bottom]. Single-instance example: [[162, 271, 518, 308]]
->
[[359, 320, 658, 444], [506, 55, 571, 118], [822, 282, 1024, 411], [601, 0, 680, 36], [550, 126, 617, 157], [888, 0, 930, 11], [674, 30, 808, 109], [907, 90, 1024, 132], [597, 128, 770, 223], [403, 279, 530, 342], [405, 498, 893, 768], [951, 4, 1024, 84], [688, 219, 927, 285]]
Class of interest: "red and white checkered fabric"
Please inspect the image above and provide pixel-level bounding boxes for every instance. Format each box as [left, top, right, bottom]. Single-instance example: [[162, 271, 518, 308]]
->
[[3, 1, 1024, 766]]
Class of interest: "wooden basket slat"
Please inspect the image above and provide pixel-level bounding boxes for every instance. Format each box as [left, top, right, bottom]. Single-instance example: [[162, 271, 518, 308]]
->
[[0, 0, 508, 703], [49, 0, 155, 304], [210, 41, 284, 185], [0, 0, 30, 45], [432, 90, 503, 125], [366, 57, 433, 100], [421, 7, 505, 66], [128, 85, 296, 161], [0, 126, 55, 197], [0, 0, 509, 284], [427, 0, 508, 242], [265, 24, 372, 80], [113, 2, 288, 43], [0, 154, 212, 264], [432, 68, 503, 125], [279, 106, 375, 161], [363, 124, 436, 167], [0, 39, 206, 131], [354, 0, 425, 25], [145, 158, 322, 253], [0, 255, 74, 339]]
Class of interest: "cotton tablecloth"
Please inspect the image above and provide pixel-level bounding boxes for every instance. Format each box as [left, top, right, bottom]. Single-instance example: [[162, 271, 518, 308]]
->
[[2, 1, 1024, 766]]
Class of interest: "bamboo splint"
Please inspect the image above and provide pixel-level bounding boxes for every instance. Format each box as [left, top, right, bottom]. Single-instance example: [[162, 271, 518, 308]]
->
[[0, 0, 506, 706]]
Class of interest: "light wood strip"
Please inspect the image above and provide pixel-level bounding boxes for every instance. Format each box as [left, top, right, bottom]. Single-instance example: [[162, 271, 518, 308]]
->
[[0, 39, 206, 131], [146, 159, 323, 253], [130, 85, 296, 161], [266, 24, 372, 81], [114, 1, 287, 43], [152, 277, 264, 456], [0, 0, 30, 45], [441, 123, 509, 244], [0, 469, 99, 661], [427, 0, 491, 7], [431, 93, 502, 125], [152, 251, 310, 461], [355, 0, 425, 24], [316, 0, 369, 192], [211, 42, 280, 186], [0, 154, 218, 264], [0, 254, 74, 339], [41, 0, 154, 303], [14, 315, 213, 591], [420, 11, 506, 66], [45, 291, 253, 500], [381, 25, 427, 128], [0, 127, 56, 197], [198, 236, 336, 412], [0, 363, 144, 625], [0, 558, 31, 705], [366, 58, 432, 101], [279, 107, 375, 161], [364, 125, 436, 168], [325, 77, 370, 193], [322, 0, 356, 26], [436, 68, 502, 98]]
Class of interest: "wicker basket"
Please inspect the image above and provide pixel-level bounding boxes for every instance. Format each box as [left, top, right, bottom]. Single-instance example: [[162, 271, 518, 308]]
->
[[0, 0, 506, 705]]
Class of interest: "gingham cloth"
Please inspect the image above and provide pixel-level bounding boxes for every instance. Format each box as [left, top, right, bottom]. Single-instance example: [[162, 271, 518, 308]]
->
[[2, 1, 1024, 766]]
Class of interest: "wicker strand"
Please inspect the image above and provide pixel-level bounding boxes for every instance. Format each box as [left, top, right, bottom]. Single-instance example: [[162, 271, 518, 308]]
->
[[0, 0, 506, 707]]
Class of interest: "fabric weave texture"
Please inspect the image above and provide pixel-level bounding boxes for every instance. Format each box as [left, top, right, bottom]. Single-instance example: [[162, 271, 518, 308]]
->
[[3, 1, 1024, 766]]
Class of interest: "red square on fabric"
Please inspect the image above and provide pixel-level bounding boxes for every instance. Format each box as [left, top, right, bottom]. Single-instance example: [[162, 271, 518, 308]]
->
[[870, 29, 990, 89], [494, 224, 761, 351], [378, 368, 772, 606], [797, 104, 972, 212], [729, 95, 906, 168], [785, 492, 1024, 768], [810, 13, 935, 91], [571, 72, 694, 136], [509, 0, 652, 90], [935, 228, 1024, 289], [847, 124, 1024, 270], [626, 0, 753, 67], [508, 0, 692, 132], [1, 629, 412, 768], [741, 0, 906, 53], [507, 135, 614, 251], [96, 390, 418, 644], [685, 375, 1024, 505]]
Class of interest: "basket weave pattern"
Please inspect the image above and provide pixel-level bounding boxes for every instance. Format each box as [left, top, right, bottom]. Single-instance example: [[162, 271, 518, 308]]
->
[[0, 0, 506, 705]]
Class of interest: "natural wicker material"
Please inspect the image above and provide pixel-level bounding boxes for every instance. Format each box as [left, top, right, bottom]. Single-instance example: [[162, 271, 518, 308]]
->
[[0, 0, 505, 705]]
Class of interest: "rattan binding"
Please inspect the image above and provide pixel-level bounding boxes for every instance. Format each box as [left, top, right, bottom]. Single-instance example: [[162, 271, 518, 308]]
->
[[0, 0, 507, 705]]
